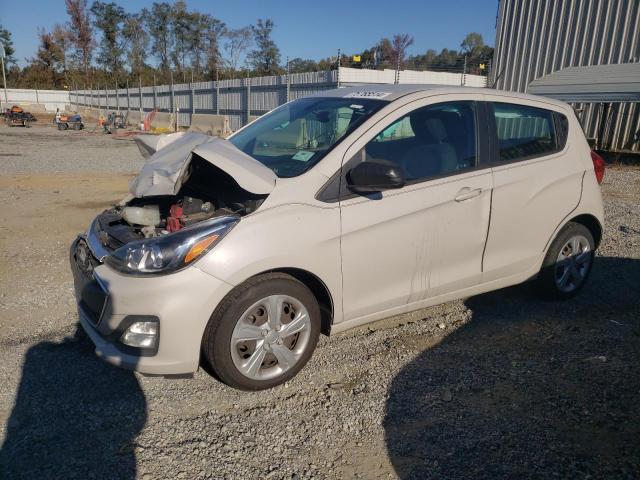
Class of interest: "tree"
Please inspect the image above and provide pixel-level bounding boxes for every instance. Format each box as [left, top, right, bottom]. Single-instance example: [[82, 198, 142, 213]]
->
[[122, 13, 149, 76], [391, 33, 414, 69], [25, 28, 66, 88], [288, 58, 320, 73], [442, 48, 461, 66], [91, 1, 126, 75], [200, 14, 226, 80], [460, 32, 484, 56], [170, 0, 192, 75], [374, 37, 394, 69], [223, 27, 252, 73], [51, 24, 74, 83], [405, 48, 437, 70], [247, 19, 280, 75], [0, 25, 16, 66], [143, 2, 173, 77], [65, 0, 94, 81]]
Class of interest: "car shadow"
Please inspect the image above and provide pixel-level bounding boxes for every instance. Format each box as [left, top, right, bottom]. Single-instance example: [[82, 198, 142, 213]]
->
[[384, 256, 640, 479], [0, 326, 147, 479]]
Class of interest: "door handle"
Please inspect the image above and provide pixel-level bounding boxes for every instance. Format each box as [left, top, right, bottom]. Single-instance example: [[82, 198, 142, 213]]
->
[[455, 187, 482, 202]]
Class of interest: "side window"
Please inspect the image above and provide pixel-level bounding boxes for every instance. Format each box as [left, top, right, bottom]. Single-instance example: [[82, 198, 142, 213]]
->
[[363, 101, 477, 182], [491, 102, 558, 162]]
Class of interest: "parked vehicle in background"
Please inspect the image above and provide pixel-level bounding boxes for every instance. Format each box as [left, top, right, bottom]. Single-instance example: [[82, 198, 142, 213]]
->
[[70, 85, 605, 390], [3, 105, 36, 127], [56, 113, 84, 131], [101, 112, 125, 134]]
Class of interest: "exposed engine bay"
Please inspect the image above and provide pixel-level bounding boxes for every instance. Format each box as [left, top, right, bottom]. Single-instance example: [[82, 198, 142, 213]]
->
[[95, 153, 266, 252]]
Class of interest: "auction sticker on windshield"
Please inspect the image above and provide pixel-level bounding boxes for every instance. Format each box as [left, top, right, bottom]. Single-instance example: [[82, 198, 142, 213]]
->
[[292, 150, 315, 161], [343, 91, 391, 98]]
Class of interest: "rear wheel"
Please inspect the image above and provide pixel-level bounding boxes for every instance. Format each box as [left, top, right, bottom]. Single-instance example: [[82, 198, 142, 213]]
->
[[537, 222, 595, 300], [202, 273, 321, 390]]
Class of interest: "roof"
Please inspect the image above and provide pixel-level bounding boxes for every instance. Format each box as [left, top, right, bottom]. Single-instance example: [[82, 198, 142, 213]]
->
[[313, 84, 569, 108], [313, 84, 455, 101], [528, 63, 640, 102]]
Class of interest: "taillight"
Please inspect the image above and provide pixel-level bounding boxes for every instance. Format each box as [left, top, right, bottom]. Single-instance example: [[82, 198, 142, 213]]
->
[[590, 151, 605, 184]]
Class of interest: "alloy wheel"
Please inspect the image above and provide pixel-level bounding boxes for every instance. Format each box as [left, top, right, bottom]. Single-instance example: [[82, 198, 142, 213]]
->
[[554, 234, 592, 293]]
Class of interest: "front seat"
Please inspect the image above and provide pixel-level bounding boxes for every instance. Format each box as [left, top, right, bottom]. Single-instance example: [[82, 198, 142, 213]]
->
[[401, 112, 458, 180]]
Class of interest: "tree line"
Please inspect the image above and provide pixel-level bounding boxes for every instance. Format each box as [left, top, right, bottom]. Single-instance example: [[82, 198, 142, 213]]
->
[[0, 0, 493, 90]]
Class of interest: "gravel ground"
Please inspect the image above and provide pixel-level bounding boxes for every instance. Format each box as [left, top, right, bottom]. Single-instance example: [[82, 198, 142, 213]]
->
[[0, 126, 639, 479], [0, 126, 142, 174]]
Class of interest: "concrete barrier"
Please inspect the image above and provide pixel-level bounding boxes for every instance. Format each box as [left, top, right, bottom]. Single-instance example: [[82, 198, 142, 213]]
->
[[150, 112, 173, 130], [19, 103, 48, 114], [82, 108, 99, 120], [188, 114, 229, 137], [127, 110, 141, 127]]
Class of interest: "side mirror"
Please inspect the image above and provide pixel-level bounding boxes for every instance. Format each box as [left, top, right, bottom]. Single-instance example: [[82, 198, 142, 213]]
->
[[347, 158, 405, 193]]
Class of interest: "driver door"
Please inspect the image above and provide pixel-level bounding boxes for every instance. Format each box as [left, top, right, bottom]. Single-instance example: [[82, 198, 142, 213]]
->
[[339, 98, 492, 322]]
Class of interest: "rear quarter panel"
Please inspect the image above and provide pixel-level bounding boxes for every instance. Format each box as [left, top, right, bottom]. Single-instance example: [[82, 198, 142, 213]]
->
[[482, 96, 588, 281]]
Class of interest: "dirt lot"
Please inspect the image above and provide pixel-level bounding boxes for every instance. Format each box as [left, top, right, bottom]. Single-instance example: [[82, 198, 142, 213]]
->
[[0, 126, 639, 479]]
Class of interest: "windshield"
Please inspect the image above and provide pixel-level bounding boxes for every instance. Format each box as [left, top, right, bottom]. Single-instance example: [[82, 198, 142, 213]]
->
[[229, 97, 385, 177]]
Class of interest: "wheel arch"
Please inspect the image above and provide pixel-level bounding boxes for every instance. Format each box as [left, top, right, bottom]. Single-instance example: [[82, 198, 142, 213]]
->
[[258, 268, 334, 336], [568, 214, 603, 249], [545, 213, 603, 254]]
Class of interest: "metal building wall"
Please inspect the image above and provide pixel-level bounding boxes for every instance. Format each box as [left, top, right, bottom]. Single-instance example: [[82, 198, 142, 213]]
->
[[492, 0, 640, 151]]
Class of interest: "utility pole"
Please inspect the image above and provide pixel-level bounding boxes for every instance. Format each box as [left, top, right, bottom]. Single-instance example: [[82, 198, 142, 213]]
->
[[215, 68, 220, 115], [461, 55, 467, 86], [286, 56, 290, 103], [152, 74, 157, 111], [115, 80, 120, 112], [336, 49, 341, 88], [245, 69, 251, 125], [191, 69, 195, 117], [139, 76, 143, 115], [0, 45, 8, 109]]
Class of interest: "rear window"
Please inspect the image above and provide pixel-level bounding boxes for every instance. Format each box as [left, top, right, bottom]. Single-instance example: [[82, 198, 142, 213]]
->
[[491, 102, 560, 162]]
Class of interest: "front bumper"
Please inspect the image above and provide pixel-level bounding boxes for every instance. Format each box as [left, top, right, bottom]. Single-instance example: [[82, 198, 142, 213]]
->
[[70, 236, 234, 375]]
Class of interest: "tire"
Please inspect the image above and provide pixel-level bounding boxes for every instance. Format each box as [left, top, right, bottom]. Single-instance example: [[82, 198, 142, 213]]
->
[[73, 122, 82, 130], [202, 273, 321, 390], [537, 222, 595, 300]]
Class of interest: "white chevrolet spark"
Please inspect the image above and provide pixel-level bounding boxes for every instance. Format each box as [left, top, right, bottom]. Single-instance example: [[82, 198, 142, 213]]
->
[[71, 85, 605, 390]]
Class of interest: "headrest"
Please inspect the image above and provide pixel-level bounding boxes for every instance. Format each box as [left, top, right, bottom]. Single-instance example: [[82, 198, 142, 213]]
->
[[409, 110, 457, 143], [425, 118, 447, 142]]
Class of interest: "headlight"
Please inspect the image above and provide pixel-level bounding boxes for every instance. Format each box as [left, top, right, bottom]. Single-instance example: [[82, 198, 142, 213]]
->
[[105, 215, 239, 275]]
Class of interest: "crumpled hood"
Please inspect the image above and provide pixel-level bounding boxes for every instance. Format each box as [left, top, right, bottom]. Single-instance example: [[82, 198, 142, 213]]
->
[[129, 132, 277, 197], [133, 131, 187, 159]]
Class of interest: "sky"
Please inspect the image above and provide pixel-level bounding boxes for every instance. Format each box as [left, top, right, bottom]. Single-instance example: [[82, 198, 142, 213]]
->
[[0, 0, 499, 67]]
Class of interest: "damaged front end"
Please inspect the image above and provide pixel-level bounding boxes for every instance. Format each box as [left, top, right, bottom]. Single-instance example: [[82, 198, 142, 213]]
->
[[77, 132, 277, 275], [68, 131, 276, 372]]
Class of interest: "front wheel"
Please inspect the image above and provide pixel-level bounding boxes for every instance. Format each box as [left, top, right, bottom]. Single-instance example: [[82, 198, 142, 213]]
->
[[537, 222, 595, 300], [202, 273, 321, 390]]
